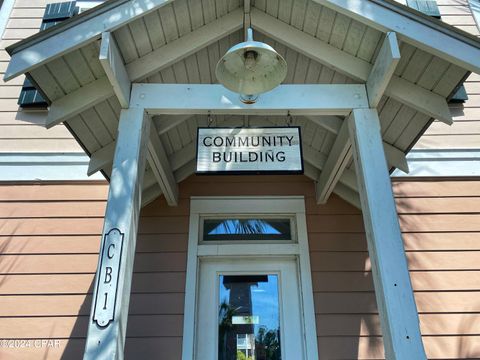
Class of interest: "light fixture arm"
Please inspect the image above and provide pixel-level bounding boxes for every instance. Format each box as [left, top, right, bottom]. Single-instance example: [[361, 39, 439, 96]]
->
[[246, 27, 254, 42]]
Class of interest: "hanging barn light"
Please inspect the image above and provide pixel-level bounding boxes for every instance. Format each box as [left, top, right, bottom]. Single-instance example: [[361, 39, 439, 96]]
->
[[215, 28, 287, 103]]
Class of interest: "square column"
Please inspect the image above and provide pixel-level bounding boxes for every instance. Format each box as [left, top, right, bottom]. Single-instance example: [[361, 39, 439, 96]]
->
[[349, 108, 426, 359], [84, 108, 150, 360]]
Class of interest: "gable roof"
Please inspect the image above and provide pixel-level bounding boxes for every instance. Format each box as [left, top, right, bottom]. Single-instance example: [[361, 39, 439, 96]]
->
[[4, 0, 480, 207]]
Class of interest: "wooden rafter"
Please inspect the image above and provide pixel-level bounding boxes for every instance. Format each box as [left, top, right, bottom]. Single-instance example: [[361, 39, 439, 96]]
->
[[99, 32, 131, 108], [250, 9, 453, 124], [366, 32, 401, 108]]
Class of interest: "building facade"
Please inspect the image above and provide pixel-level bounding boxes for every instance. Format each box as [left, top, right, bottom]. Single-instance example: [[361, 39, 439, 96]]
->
[[0, 0, 480, 359]]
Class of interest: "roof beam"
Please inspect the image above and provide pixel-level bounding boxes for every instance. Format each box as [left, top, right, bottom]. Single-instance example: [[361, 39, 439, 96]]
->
[[99, 32, 131, 108], [312, 0, 480, 75], [383, 141, 409, 174], [315, 118, 352, 204], [45, 77, 113, 129], [302, 147, 360, 208], [155, 114, 194, 135], [126, 9, 243, 81], [251, 9, 452, 124], [303, 116, 409, 173], [366, 32, 401, 108], [302, 142, 357, 192], [304, 115, 343, 134], [147, 125, 179, 206], [45, 10, 243, 128], [87, 141, 116, 176], [387, 77, 453, 125], [132, 83, 368, 115], [4, 0, 174, 81]]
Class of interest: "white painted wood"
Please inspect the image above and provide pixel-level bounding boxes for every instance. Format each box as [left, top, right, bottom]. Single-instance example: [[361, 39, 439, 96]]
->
[[84, 107, 150, 360], [46, 77, 113, 129], [147, 125, 179, 206], [250, 9, 369, 82], [315, 118, 352, 204], [303, 116, 408, 172], [170, 142, 196, 171], [155, 115, 193, 135], [99, 32, 131, 108], [126, 9, 243, 81], [383, 141, 409, 174], [250, 9, 453, 124], [348, 108, 426, 360], [197, 244, 300, 257], [175, 160, 196, 183], [183, 197, 318, 360], [87, 137, 194, 177], [311, 0, 480, 75], [0, 0, 15, 38], [0, 153, 104, 181], [334, 182, 361, 209], [88, 141, 116, 176], [305, 115, 343, 134], [141, 184, 162, 207], [367, 32, 401, 108], [131, 83, 369, 115], [393, 149, 480, 177], [4, 0, 174, 81], [387, 77, 452, 125]]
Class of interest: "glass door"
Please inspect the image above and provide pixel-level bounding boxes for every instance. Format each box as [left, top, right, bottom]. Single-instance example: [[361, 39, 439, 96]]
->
[[196, 258, 305, 360]]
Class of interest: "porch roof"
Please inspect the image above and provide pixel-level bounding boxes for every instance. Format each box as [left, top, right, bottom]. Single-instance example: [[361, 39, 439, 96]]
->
[[4, 0, 480, 207]]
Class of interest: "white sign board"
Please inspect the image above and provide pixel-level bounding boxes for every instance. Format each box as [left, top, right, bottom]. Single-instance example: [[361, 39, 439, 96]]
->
[[196, 127, 303, 174], [93, 228, 124, 327]]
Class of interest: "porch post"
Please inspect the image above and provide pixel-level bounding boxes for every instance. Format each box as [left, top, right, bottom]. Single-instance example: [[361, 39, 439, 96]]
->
[[348, 108, 427, 359], [84, 108, 150, 360]]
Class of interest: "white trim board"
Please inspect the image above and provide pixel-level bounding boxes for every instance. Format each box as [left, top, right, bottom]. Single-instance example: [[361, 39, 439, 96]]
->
[[469, 0, 480, 30], [182, 196, 319, 360], [0, 0, 14, 38], [0, 153, 105, 181], [392, 149, 480, 177], [1, 149, 479, 181]]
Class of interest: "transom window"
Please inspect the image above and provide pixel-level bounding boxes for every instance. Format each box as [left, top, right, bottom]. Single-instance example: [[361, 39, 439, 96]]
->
[[201, 217, 294, 242]]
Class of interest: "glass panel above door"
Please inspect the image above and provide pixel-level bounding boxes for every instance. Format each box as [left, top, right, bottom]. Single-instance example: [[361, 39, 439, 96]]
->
[[202, 218, 292, 241], [218, 274, 281, 360]]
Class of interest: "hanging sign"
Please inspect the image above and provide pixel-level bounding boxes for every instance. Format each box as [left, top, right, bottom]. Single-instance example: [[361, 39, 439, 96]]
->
[[196, 127, 303, 174], [93, 228, 124, 327]]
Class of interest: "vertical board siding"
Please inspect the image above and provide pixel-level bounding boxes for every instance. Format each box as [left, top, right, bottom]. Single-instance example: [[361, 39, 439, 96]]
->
[[1, 178, 480, 358], [0, 0, 80, 152]]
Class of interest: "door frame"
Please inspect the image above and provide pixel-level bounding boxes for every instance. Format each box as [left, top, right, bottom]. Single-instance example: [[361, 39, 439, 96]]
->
[[197, 257, 305, 360], [181, 196, 319, 360]]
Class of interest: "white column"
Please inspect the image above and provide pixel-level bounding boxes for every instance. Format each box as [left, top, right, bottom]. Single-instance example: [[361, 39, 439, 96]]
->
[[348, 108, 426, 359], [84, 108, 150, 360]]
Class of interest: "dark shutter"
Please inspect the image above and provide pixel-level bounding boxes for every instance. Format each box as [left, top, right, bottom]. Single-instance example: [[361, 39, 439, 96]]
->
[[405, 0, 468, 103], [18, 1, 79, 107], [449, 84, 469, 103], [406, 0, 441, 18]]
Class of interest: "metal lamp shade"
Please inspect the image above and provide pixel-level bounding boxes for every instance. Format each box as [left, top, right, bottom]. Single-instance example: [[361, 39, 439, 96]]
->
[[215, 34, 287, 95]]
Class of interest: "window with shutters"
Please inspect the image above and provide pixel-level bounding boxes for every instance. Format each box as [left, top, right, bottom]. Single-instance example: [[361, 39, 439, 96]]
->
[[405, 0, 468, 102], [17, 1, 79, 107], [17, 1, 104, 108]]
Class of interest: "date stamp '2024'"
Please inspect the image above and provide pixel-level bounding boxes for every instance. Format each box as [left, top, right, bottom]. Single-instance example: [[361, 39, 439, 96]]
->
[[0, 339, 61, 348]]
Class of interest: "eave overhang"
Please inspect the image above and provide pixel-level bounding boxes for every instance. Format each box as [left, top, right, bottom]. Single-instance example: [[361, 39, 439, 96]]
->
[[4, 0, 480, 207]]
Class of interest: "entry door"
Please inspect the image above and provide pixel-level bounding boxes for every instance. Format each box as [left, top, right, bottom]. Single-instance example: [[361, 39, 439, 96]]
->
[[196, 257, 305, 360]]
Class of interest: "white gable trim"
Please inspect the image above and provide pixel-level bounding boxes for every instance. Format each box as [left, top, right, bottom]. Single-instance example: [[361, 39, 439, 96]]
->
[[0, 0, 14, 38], [313, 0, 480, 74], [4, 0, 174, 81]]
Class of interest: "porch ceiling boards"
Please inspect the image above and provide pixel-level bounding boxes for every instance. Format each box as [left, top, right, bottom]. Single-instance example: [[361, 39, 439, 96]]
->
[[5, 0, 478, 207]]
